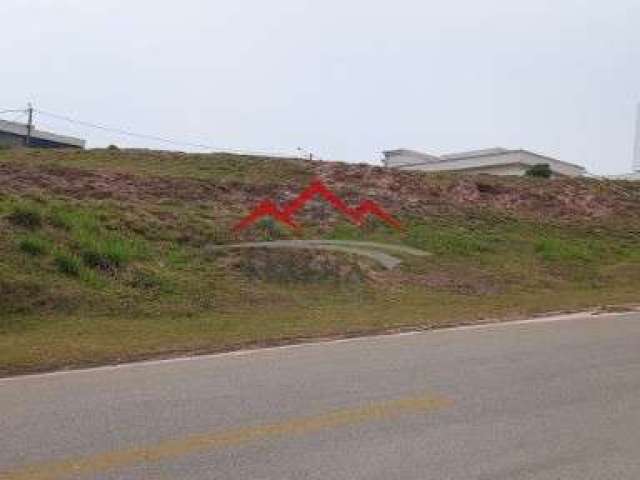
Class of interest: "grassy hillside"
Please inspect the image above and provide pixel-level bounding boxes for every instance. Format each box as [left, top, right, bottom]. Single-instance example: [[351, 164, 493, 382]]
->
[[1, 148, 639, 375]]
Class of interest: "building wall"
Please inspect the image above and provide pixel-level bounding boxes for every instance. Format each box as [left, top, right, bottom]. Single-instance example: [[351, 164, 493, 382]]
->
[[447, 163, 530, 176], [383, 153, 418, 167], [0, 131, 82, 149], [396, 160, 529, 176], [387, 151, 585, 177], [0, 119, 85, 149], [0, 131, 26, 148], [28, 136, 82, 149], [382, 151, 441, 167], [608, 172, 640, 180]]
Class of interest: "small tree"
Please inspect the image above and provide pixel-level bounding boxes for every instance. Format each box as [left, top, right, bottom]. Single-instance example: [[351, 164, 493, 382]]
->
[[525, 163, 553, 179]]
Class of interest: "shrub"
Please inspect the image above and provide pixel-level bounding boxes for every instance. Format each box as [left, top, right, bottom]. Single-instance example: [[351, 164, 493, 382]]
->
[[525, 164, 553, 179], [81, 247, 124, 272], [54, 253, 81, 276], [18, 235, 49, 256], [47, 210, 73, 230], [8, 205, 42, 229], [107, 144, 119, 151], [256, 218, 288, 241], [80, 235, 147, 272]]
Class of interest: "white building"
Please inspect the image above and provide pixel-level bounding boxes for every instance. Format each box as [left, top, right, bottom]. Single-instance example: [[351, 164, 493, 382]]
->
[[609, 172, 640, 180], [382, 147, 587, 177]]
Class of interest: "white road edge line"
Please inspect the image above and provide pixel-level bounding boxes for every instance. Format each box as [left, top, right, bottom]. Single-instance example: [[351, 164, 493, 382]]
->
[[1, 309, 637, 384]]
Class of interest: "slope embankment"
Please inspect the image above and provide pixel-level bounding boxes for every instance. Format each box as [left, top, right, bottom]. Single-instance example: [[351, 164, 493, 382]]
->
[[1, 148, 639, 375]]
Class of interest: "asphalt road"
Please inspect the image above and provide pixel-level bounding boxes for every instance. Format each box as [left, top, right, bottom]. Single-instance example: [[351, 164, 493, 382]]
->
[[1, 311, 639, 479]]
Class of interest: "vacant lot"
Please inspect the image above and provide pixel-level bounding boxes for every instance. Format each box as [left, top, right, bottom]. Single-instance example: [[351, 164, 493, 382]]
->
[[1, 148, 639, 375]]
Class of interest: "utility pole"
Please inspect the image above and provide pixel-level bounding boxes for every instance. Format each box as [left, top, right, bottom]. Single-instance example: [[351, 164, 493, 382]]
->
[[25, 103, 34, 147], [297, 147, 317, 161]]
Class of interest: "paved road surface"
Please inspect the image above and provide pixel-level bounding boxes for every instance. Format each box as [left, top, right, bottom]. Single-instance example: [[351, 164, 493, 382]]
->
[[1, 312, 639, 479]]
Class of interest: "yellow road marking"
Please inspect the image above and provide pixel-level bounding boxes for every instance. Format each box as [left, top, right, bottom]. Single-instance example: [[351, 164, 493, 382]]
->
[[1, 393, 450, 480]]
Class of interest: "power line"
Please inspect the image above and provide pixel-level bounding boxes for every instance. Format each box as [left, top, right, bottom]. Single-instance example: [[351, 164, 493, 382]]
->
[[0, 108, 26, 115], [35, 109, 218, 151], [6, 111, 26, 122], [0, 108, 27, 124], [34, 108, 304, 158]]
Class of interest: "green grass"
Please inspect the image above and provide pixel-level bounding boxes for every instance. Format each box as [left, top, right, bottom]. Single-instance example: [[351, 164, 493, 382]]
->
[[0, 149, 639, 375], [406, 222, 497, 256], [47, 205, 101, 231], [54, 251, 81, 276], [79, 234, 148, 271], [1, 199, 637, 376], [18, 234, 51, 256], [535, 237, 596, 263], [1, 281, 638, 376], [0, 148, 313, 184]]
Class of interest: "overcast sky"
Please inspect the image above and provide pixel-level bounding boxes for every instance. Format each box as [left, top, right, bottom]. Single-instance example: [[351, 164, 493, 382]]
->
[[3, 0, 640, 174]]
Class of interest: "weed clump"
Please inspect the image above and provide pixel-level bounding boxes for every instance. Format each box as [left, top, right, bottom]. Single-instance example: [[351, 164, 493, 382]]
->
[[8, 206, 42, 229], [525, 164, 553, 179], [80, 236, 147, 272], [81, 248, 124, 272], [18, 235, 49, 256], [54, 252, 81, 276], [255, 218, 289, 241]]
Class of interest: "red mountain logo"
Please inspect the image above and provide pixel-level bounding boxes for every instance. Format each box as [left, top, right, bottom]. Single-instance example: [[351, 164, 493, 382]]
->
[[234, 178, 403, 231]]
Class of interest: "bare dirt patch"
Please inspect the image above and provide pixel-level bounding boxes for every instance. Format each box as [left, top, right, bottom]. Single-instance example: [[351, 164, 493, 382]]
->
[[2, 157, 639, 226]]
